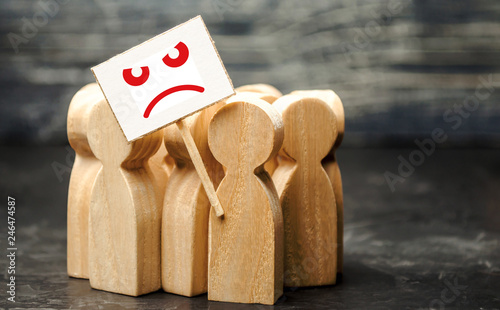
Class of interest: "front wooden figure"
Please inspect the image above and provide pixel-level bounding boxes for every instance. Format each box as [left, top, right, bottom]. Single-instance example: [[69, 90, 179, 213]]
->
[[87, 99, 163, 296], [207, 94, 284, 305]]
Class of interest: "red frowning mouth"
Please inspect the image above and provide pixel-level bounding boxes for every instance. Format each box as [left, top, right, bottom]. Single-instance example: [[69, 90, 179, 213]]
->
[[143, 84, 205, 118]]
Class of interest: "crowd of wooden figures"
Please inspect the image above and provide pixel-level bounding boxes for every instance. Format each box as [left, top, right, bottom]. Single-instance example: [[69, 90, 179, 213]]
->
[[67, 83, 345, 305]]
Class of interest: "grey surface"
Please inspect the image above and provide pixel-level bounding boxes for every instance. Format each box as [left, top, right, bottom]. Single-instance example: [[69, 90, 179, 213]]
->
[[0, 146, 499, 309], [1, 0, 500, 147]]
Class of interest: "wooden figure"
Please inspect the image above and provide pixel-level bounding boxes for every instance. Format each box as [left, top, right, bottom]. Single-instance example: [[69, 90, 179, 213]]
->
[[67, 83, 102, 279], [87, 97, 163, 296], [161, 101, 225, 297], [272, 94, 338, 287], [291, 90, 345, 274], [235, 84, 283, 175], [207, 93, 284, 305]]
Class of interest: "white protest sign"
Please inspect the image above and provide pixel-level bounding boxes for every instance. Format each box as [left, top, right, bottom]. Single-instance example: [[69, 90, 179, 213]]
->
[[91, 16, 234, 141]]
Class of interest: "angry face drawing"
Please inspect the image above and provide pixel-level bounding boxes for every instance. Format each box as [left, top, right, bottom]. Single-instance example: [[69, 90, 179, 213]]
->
[[122, 41, 205, 118]]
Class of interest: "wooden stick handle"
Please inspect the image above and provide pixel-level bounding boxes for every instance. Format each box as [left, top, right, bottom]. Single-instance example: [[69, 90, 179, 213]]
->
[[176, 119, 224, 217]]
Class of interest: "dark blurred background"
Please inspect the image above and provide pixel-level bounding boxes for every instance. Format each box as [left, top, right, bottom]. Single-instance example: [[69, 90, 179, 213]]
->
[[1, 0, 499, 148]]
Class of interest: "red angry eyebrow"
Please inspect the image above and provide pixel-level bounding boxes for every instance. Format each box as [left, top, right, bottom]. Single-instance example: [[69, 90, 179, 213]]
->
[[163, 42, 189, 68]]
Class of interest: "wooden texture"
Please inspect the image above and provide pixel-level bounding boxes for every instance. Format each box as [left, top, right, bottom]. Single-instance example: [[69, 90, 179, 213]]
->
[[66, 83, 102, 279], [207, 93, 284, 305], [149, 129, 177, 201], [235, 84, 282, 175], [87, 97, 163, 296], [164, 153, 176, 176], [176, 119, 224, 217], [291, 89, 345, 274], [148, 129, 170, 202], [272, 94, 338, 287], [161, 102, 224, 297]]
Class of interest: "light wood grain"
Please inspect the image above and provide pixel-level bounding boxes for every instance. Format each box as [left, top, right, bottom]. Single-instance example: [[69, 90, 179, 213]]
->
[[67, 83, 102, 279], [87, 98, 163, 296], [272, 94, 338, 287], [176, 119, 225, 217], [148, 129, 169, 205], [291, 89, 345, 274], [161, 102, 225, 297], [235, 84, 282, 175], [207, 93, 284, 305], [149, 129, 177, 205], [164, 150, 176, 177]]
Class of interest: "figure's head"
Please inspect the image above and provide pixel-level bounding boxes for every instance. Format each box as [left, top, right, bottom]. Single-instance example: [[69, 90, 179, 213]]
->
[[273, 95, 337, 162], [87, 98, 162, 169], [208, 93, 284, 172], [67, 83, 103, 157]]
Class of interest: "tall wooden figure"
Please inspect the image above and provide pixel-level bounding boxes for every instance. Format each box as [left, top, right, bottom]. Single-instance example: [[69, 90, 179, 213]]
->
[[161, 102, 225, 297], [87, 98, 163, 296], [208, 94, 284, 305], [67, 83, 102, 279], [272, 94, 338, 287], [291, 90, 345, 274]]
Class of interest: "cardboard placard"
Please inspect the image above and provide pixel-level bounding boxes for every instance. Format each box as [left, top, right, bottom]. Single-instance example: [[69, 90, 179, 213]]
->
[[92, 16, 234, 141]]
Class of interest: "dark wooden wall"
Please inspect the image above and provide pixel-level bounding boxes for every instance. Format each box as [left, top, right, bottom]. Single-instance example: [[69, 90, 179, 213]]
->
[[1, 0, 499, 147]]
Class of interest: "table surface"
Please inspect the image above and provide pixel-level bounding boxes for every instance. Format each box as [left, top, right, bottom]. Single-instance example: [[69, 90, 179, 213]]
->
[[0, 147, 499, 309]]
